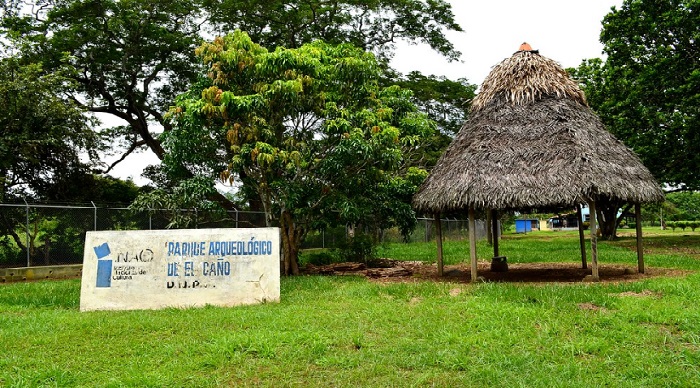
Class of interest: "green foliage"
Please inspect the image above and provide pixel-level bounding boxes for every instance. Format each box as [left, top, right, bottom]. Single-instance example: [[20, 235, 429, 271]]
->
[[130, 176, 221, 229], [571, 0, 700, 188], [389, 71, 475, 136], [666, 220, 700, 232], [641, 200, 678, 226], [667, 221, 678, 231], [203, 0, 463, 62], [45, 174, 144, 205], [0, 57, 99, 202], [1, 0, 204, 162], [0, 235, 22, 265], [0, 56, 102, 257], [167, 31, 435, 271], [299, 249, 341, 266], [338, 233, 377, 264], [666, 191, 700, 221], [388, 72, 476, 168], [1, 0, 463, 189]]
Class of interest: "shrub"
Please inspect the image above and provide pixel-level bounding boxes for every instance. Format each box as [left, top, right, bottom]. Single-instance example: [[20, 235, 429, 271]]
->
[[0, 241, 24, 266], [338, 233, 376, 264], [689, 221, 700, 232], [299, 250, 341, 266], [667, 221, 677, 231]]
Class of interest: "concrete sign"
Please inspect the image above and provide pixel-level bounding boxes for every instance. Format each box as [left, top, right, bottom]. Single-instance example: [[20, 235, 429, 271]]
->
[[80, 228, 280, 311]]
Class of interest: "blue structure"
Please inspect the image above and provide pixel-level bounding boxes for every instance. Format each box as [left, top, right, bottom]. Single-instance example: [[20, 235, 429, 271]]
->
[[515, 219, 536, 233]]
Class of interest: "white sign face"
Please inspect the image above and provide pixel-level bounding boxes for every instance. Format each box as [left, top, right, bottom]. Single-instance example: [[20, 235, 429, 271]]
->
[[80, 228, 280, 311]]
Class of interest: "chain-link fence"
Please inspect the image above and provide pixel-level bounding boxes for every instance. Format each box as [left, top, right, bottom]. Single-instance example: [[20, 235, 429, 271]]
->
[[0, 202, 486, 268], [301, 218, 489, 248], [0, 203, 267, 268]]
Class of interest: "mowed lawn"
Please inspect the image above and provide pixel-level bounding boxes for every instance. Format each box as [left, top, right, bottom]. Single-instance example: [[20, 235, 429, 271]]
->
[[2, 229, 700, 387]]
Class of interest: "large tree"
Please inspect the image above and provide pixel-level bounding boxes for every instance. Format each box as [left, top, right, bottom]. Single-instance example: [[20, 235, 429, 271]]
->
[[1, 0, 464, 176], [569, 0, 699, 238], [390, 71, 476, 167], [1, 1, 468, 256], [573, 0, 699, 190], [1, 0, 204, 165], [0, 56, 101, 262], [0, 56, 99, 202], [139, 31, 435, 274]]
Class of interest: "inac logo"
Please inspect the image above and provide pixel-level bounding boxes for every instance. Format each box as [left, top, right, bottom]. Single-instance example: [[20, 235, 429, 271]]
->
[[94, 242, 112, 288]]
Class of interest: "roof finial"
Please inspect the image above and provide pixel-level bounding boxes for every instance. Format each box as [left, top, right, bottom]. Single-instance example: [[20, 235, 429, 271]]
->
[[519, 42, 533, 51]]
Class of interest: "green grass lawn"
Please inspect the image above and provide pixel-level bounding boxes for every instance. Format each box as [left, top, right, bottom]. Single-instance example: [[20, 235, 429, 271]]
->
[[2, 229, 700, 387]]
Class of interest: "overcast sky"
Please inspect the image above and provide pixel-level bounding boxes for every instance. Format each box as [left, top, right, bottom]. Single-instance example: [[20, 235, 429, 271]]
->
[[108, 0, 624, 186], [392, 0, 623, 84]]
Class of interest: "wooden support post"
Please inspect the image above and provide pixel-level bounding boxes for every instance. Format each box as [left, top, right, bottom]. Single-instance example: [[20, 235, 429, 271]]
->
[[635, 203, 645, 274], [589, 199, 599, 281], [491, 209, 500, 258], [577, 205, 587, 269], [468, 206, 478, 282], [434, 213, 444, 277], [486, 209, 493, 246]]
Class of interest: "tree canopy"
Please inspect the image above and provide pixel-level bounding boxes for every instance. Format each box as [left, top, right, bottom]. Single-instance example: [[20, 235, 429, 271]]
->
[[572, 0, 700, 189], [0, 56, 99, 202], [1, 0, 204, 166], [665, 191, 700, 221], [203, 0, 463, 62], [390, 71, 475, 167], [0, 55, 106, 262], [145, 31, 435, 274], [1, 0, 465, 179]]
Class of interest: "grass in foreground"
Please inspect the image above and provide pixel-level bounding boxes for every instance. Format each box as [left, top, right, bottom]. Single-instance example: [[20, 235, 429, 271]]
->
[[2, 230, 700, 387], [378, 228, 700, 270]]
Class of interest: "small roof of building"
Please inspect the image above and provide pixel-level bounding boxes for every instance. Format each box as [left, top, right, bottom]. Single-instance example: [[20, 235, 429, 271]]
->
[[413, 44, 664, 213]]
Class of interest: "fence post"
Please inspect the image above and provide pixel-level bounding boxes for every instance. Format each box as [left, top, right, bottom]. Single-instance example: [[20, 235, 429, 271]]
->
[[23, 197, 30, 267], [91, 201, 97, 231]]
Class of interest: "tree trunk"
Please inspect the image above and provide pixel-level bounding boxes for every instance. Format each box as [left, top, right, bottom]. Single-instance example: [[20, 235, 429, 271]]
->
[[597, 207, 618, 240], [596, 198, 632, 241], [280, 209, 303, 275]]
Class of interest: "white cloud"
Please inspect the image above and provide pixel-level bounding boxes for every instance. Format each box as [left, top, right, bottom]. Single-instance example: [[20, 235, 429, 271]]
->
[[391, 0, 622, 84]]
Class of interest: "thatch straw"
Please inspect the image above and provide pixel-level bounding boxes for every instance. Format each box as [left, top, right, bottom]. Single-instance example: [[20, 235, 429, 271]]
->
[[413, 48, 664, 213], [472, 50, 587, 112]]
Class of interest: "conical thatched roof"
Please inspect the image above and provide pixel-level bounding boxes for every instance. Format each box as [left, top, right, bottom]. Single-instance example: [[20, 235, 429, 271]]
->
[[413, 46, 664, 213]]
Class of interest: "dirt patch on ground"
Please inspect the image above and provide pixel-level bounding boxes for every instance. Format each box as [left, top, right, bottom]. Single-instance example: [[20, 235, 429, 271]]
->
[[303, 260, 692, 284], [615, 289, 662, 298]]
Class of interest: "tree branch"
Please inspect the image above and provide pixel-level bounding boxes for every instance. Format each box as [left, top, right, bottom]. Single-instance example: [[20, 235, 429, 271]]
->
[[101, 139, 148, 174]]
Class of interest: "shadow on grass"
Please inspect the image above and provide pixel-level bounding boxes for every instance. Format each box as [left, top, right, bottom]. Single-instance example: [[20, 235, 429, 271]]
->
[[611, 233, 700, 259]]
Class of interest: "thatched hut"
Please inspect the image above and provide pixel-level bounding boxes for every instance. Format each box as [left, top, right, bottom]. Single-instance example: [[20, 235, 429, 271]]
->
[[413, 43, 664, 281]]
